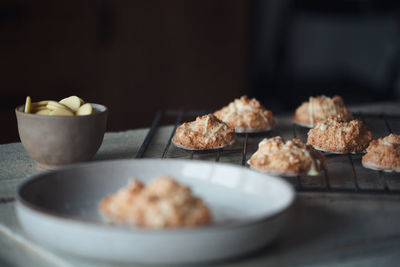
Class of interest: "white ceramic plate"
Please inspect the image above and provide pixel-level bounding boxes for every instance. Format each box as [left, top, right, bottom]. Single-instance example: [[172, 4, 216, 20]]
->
[[16, 159, 295, 264], [235, 125, 274, 133], [311, 145, 362, 154], [291, 119, 314, 128], [362, 161, 400, 173], [172, 139, 235, 151], [249, 165, 323, 177]]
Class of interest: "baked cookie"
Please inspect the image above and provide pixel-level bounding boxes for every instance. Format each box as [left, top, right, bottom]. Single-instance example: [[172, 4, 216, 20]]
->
[[172, 114, 235, 150], [214, 95, 275, 132], [307, 118, 373, 153], [248, 136, 326, 176], [99, 175, 212, 228], [362, 134, 400, 172], [292, 95, 353, 128]]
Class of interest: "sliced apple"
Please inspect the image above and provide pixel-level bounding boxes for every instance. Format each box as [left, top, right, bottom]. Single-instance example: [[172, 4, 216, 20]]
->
[[35, 109, 51, 115], [32, 100, 50, 107], [76, 103, 93, 116], [59, 96, 84, 112], [24, 96, 31, 113], [32, 105, 49, 112], [49, 108, 74, 116], [46, 101, 72, 112]]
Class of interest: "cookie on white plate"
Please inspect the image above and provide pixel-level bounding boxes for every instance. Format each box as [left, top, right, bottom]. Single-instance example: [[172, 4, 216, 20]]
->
[[100, 175, 212, 228]]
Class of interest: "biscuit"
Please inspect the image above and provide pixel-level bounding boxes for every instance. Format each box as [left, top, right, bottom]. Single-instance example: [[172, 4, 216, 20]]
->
[[362, 134, 400, 172], [248, 137, 326, 176], [292, 95, 353, 128], [307, 118, 373, 153], [172, 114, 235, 150], [99, 176, 212, 228], [214, 95, 275, 132]]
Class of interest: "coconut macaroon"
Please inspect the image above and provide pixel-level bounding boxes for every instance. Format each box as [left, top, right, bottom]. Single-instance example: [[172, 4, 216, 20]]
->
[[248, 137, 326, 176], [292, 95, 353, 128], [362, 134, 400, 172], [307, 118, 373, 154], [214, 95, 275, 132], [172, 114, 235, 150], [99, 176, 212, 228]]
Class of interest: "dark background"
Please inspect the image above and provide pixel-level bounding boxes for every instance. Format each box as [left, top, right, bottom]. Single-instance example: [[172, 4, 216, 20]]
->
[[2, 0, 400, 144]]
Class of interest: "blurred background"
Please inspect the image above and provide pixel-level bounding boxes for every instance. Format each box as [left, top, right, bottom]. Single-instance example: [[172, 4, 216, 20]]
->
[[1, 0, 400, 144]]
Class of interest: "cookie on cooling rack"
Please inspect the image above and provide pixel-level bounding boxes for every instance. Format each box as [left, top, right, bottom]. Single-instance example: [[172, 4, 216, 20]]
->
[[307, 117, 373, 154], [172, 114, 235, 150], [292, 95, 353, 128], [248, 136, 326, 176], [362, 134, 400, 172], [99, 175, 212, 228], [214, 95, 275, 133]]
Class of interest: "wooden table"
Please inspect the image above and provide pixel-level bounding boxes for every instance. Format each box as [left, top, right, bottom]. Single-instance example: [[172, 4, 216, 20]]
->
[[1, 103, 400, 266]]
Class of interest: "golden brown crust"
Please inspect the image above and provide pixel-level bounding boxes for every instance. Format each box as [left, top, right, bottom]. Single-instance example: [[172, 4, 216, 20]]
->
[[99, 176, 212, 228], [172, 114, 235, 150], [292, 95, 353, 127], [362, 134, 400, 172], [307, 118, 373, 153], [214, 95, 275, 131], [248, 137, 326, 176]]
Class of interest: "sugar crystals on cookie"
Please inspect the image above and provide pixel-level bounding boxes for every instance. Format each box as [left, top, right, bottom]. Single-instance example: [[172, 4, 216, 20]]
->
[[362, 133, 400, 172], [248, 136, 326, 176], [292, 95, 353, 128], [99, 175, 212, 228], [307, 117, 373, 154], [214, 95, 275, 133], [172, 114, 235, 150]]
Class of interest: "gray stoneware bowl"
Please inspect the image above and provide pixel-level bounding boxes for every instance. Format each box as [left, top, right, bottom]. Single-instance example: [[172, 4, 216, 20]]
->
[[15, 103, 108, 169]]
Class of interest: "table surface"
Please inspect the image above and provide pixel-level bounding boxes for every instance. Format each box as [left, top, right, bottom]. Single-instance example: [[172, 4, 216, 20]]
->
[[1, 102, 400, 267]]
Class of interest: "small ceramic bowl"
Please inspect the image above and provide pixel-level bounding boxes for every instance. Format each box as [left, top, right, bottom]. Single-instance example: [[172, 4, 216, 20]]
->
[[15, 103, 108, 169]]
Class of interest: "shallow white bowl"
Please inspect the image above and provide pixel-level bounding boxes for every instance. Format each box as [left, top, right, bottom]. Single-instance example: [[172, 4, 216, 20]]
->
[[16, 159, 295, 264]]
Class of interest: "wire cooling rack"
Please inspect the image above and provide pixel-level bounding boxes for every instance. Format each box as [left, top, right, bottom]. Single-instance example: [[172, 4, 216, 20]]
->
[[136, 110, 400, 195]]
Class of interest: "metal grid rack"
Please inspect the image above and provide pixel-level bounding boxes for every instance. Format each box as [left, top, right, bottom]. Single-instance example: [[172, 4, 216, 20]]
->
[[136, 110, 400, 195]]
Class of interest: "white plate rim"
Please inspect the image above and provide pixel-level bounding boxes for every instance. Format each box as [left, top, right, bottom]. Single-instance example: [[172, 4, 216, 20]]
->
[[291, 119, 314, 128], [234, 125, 274, 133], [361, 161, 400, 173], [248, 165, 324, 177], [171, 139, 236, 151], [311, 145, 364, 154]]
